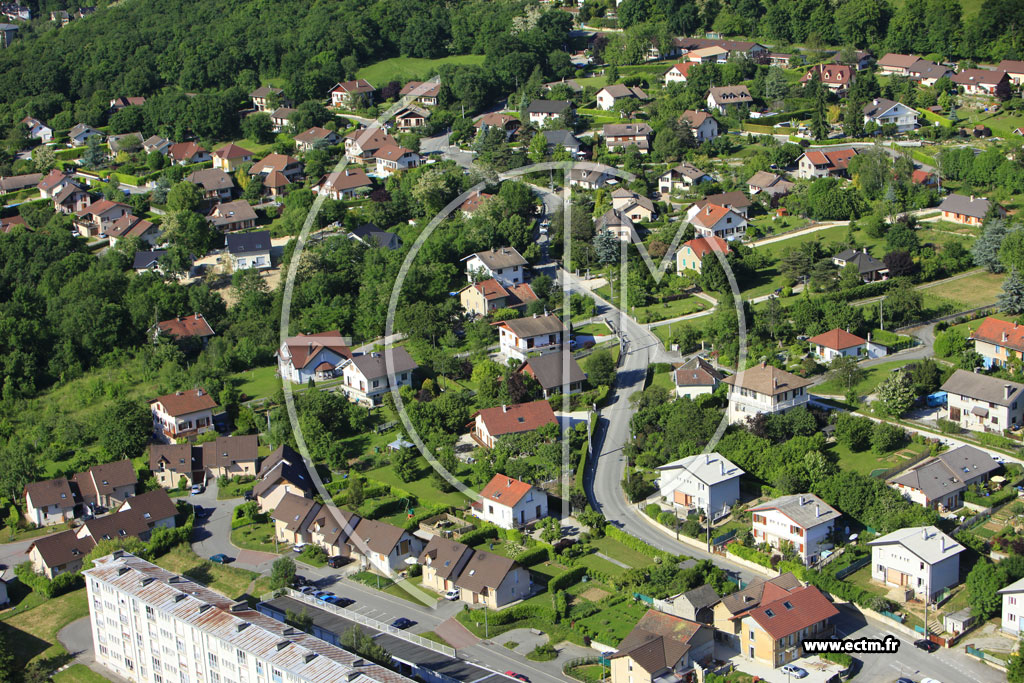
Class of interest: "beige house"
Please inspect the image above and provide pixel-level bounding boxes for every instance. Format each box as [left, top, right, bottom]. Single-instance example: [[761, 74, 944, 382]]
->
[[28, 532, 94, 578], [253, 444, 313, 513], [610, 610, 715, 683], [272, 493, 320, 546], [419, 536, 474, 594], [350, 517, 423, 572], [199, 434, 260, 480], [676, 235, 729, 274], [723, 362, 812, 425], [149, 388, 217, 442], [938, 194, 1005, 227], [459, 279, 537, 317], [418, 536, 530, 607], [737, 583, 838, 668], [24, 478, 76, 527], [610, 189, 656, 221], [148, 443, 198, 489], [496, 313, 566, 362], [472, 402, 558, 451], [941, 369, 1024, 433], [72, 460, 137, 510]]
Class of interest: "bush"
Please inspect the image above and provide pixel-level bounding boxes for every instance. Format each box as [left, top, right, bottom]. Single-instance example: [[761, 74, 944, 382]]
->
[[936, 418, 960, 434], [980, 432, 1017, 450], [820, 651, 853, 668], [514, 545, 552, 567], [548, 566, 587, 593], [644, 503, 661, 519], [460, 524, 499, 547], [871, 421, 906, 454], [835, 413, 873, 451], [726, 543, 773, 568], [300, 544, 327, 564], [527, 643, 558, 661], [604, 525, 671, 559]]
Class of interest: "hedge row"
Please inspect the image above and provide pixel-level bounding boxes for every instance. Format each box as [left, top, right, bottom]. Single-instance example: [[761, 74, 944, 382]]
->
[[548, 566, 587, 593], [15, 562, 83, 598], [777, 560, 880, 610], [604, 525, 670, 559], [480, 601, 557, 625], [726, 543, 774, 568], [514, 545, 552, 567], [459, 524, 499, 548], [358, 496, 406, 520]]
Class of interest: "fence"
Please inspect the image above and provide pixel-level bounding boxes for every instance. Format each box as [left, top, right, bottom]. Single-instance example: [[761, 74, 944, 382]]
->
[[632, 592, 654, 605], [833, 557, 870, 580], [870, 450, 934, 481], [712, 529, 737, 547], [262, 588, 456, 657], [878, 609, 905, 624], [966, 644, 1009, 669]]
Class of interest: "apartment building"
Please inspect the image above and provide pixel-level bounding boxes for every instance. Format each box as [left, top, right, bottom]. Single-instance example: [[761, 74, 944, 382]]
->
[[940, 369, 1024, 433]]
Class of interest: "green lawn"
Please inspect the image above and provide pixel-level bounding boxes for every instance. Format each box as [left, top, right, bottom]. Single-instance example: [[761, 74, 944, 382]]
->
[[649, 369, 675, 393], [814, 359, 920, 397], [589, 535, 657, 568], [231, 521, 281, 553], [574, 599, 649, 645], [632, 296, 709, 324], [0, 587, 88, 669], [574, 322, 612, 336], [218, 477, 256, 500], [826, 440, 911, 476], [748, 214, 809, 237], [577, 553, 628, 578], [154, 543, 260, 600], [356, 55, 486, 84], [367, 461, 473, 508], [53, 665, 110, 683], [230, 365, 280, 401], [917, 270, 1005, 310]]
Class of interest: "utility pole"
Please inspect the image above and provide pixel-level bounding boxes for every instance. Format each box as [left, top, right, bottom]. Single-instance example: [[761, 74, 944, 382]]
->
[[879, 299, 884, 331]]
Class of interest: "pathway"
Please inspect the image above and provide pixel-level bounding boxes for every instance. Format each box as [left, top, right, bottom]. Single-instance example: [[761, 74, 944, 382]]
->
[[594, 552, 629, 568], [435, 617, 480, 649]]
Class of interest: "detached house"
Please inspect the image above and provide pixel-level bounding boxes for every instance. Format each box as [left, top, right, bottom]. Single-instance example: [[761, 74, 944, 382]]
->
[[706, 86, 752, 114], [149, 388, 216, 442], [656, 452, 743, 522], [877, 53, 920, 77], [525, 100, 574, 126], [373, 145, 420, 177], [226, 230, 272, 270], [459, 278, 537, 317], [106, 214, 159, 248], [496, 313, 566, 361], [658, 162, 712, 195], [473, 474, 549, 529], [24, 478, 76, 527], [801, 64, 854, 94], [746, 171, 793, 197], [313, 167, 372, 200], [940, 369, 1024, 433], [72, 460, 137, 511], [595, 208, 636, 242], [399, 81, 441, 106], [680, 110, 719, 143], [249, 85, 284, 112], [999, 577, 1024, 635], [475, 113, 521, 139], [594, 84, 649, 111], [869, 526, 964, 601], [663, 62, 695, 85], [610, 189, 656, 222], [185, 168, 234, 202], [749, 493, 840, 566], [212, 143, 253, 172], [329, 79, 376, 108], [344, 128, 397, 163], [464, 247, 527, 286], [677, 235, 729, 275], [938, 193, 1004, 226], [20, 116, 52, 142], [150, 313, 215, 345], [862, 98, 919, 132], [692, 191, 752, 218], [542, 129, 583, 158], [736, 582, 838, 669], [419, 537, 531, 608], [208, 200, 258, 232], [276, 330, 352, 384], [971, 316, 1024, 369], [997, 60, 1024, 86], [294, 126, 341, 152], [603, 122, 652, 153], [393, 105, 430, 132], [250, 153, 303, 183], [74, 199, 130, 238], [472, 400, 558, 450], [908, 59, 954, 86], [269, 106, 297, 132], [673, 356, 723, 399], [687, 203, 747, 241], [833, 248, 889, 282], [143, 135, 173, 157], [253, 444, 313, 513], [808, 328, 868, 362], [519, 353, 586, 398], [795, 148, 858, 179], [889, 444, 1000, 511], [340, 348, 418, 407], [609, 610, 715, 683], [69, 123, 102, 146], [723, 361, 812, 425], [952, 69, 1009, 96], [168, 142, 210, 165]]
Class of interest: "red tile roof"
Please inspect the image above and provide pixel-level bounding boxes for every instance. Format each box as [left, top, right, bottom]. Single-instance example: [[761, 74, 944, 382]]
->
[[683, 236, 730, 260], [746, 584, 839, 640], [331, 79, 375, 94], [151, 388, 217, 416], [168, 142, 207, 162], [479, 474, 536, 508], [459, 191, 493, 214], [155, 313, 215, 340], [973, 316, 1024, 352], [668, 62, 695, 79], [475, 400, 557, 439], [473, 278, 511, 301], [280, 331, 352, 369], [808, 328, 866, 351], [690, 204, 732, 229], [911, 169, 935, 184], [801, 64, 853, 86]]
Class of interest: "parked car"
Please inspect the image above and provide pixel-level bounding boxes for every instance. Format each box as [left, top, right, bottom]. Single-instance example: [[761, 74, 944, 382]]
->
[[194, 506, 211, 519], [191, 484, 204, 495], [443, 589, 460, 601], [504, 672, 529, 682], [298, 586, 316, 595], [292, 575, 310, 588], [780, 664, 807, 679], [391, 617, 415, 630], [292, 542, 308, 553], [327, 555, 349, 568], [914, 639, 939, 653], [326, 596, 355, 608], [209, 554, 231, 564], [315, 592, 336, 603]]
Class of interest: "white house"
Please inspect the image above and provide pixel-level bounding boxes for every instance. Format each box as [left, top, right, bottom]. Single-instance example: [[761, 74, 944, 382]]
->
[[656, 452, 744, 521], [723, 361, 812, 425], [21, 116, 52, 143], [594, 84, 648, 111], [807, 328, 867, 362], [673, 356, 723, 399], [149, 388, 216, 442], [276, 330, 352, 384], [496, 313, 566, 362], [680, 110, 719, 143], [226, 230, 272, 270], [706, 86, 752, 114], [373, 145, 420, 177], [525, 100, 574, 126], [869, 526, 964, 601], [688, 203, 747, 241], [998, 577, 1024, 635], [664, 62, 694, 85], [658, 162, 712, 195], [23, 478, 76, 527], [463, 247, 527, 286], [473, 474, 548, 529], [889, 444, 1000, 511], [472, 400, 558, 449], [339, 348, 418, 407], [749, 494, 840, 566], [795, 148, 858, 180], [862, 98, 919, 132], [940, 369, 1024, 433]]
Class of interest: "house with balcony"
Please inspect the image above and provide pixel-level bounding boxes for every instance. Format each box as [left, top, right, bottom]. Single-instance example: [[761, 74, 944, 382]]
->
[[609, 610, 715, 683], [339, 348, 418, 407], [328, 79, 376, 108], [862, 98, 919, 132], [687, 203, 747, 241], [664, 62, 695, 85], [496, 313, 565, 362], [185, 168, 234, 203], [689, 191, 752, 218], [394, 105, 430, 132], [373, 144, 420, 177], [569, 167, 613, 190], [748, 493, 840, 566], [24, 478, 77, 527], [869, 526, 964, 601], [474, 113, 521, 139], [472, 474, 549, 529], [226, 230, 271, 269], [889, 444, 1000, 511], [940, 369, 1024, 433], [953, 69, 1010, 96], [459, 278, 537, 317], [877, 53, 919, 77], [271, 492, 320, 547], [276, 330, 352, 384], [603, 122, 653, 153], [746, 171, 794, 197], [795, 148, 858, 179], [399, 81, 441, 106], [344, 128, 397, 163], [938, 193, 1005, 226], [208, 200, 258, 232], [706, 86, 752, 114], [249, 85, 285, 112], [149, 388, 216, 442], [21, 116, 52, 143], [656, 452, 743, 522], [723, 361, 812, 425], [106, 214, 159, 248], [350, 516, 423, 572], [525, 100, 574, 126], [313, 168, 372, 200], [800, 64, 854, 94], [74, 199, 130, 238]]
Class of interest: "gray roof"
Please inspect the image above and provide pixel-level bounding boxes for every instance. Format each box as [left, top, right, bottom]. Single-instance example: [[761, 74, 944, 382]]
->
[[941, 369, 1024, 407], [468, 247, 527, 270], [186, 167, 234, 192], [348, 348, 418, 380], [666, 162, 709, 182], [869, 525, 964, 565], [938, 193, 996, 220], [750, 493, 839, 529], [133, 250, 167, 270], [500, 313, 566, 338], [833, 249, 887, 275], [526, 100, 573, 114], [542, 129, 581, 149], [226, 230, 271, 255], [862, 98, 904, 118], [891, 459, 966, 500], [599, 84, 649, 100], [999, 576, 1024, 595], [678, 584, 720, 610], [707, 86, 752, 103], [603, 122, 653, 137], [350, 224, 400, 250], [521, 353, 586, 390], [656, 452, 744, 487], [569, 168, 609, 184], [910, 59, 951, 80], [595, 208, 632, 231], [937, 444, 1000, 481]]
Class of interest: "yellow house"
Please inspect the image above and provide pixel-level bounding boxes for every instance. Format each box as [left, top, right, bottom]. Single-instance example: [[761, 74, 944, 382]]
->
[[730, 580, 838, 668], [212, 143, 254, 172], [459, 279, 537, 318], [271, 492, 320, 546], [713, 573, 802, 644], [610, 610, 715, 683], [676, 235, 730, 275]]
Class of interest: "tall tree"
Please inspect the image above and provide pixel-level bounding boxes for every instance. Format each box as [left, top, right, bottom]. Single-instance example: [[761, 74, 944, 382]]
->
[[973, 218, 1009, 272], [1000, 269, 1024, 315]]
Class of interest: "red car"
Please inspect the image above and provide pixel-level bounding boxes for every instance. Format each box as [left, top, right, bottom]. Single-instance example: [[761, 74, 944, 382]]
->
[[505, 673, 529, 682]]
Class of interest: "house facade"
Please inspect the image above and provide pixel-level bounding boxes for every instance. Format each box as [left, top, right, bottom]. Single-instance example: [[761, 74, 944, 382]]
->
[[24, 478, 76, 527], [373, 145, 420, 177], [459, 279, 536, 317], [723, 361, 812, 425], [749, 493, 840, 565], [339, 348, 418, 407], [795, 148, 858, 179], [658, 162, 711, 194], [496, 313, 565, 362], [971, 316, 1024, 369], [276, 330, 352, 384], [226, 230, 272, 270], [738, 584, 838, 668], [680, 110, 719, 143], [603, 122, 652, 153], [938, 193, 1005, 226], [656, 452, 743, 521], [519, 353, 586, 398], [999, 577, 1024, 635], [676, 235, 730, 274], [862, 98, 919, 132], [149, 388, 216, 442], [706, 86, 752, 114], [688, 203, 747, 241], [464, 247, 527, 286], [808, 328, 867, 362], [609, 610, 715, 683], [941, 369, 1024, 433], [673, 356, 723, 399], [869, 526, 964, 601], [473, 474, 549, 529]]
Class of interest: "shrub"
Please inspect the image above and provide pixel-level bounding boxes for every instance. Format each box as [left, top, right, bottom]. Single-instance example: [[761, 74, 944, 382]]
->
[[835, 413, 873, 451], [820, 652, 853, 668], [527, 643, 558, 661], [548, 566, 587, 593], [604, 525, 671, 559], [871, 421, 906, 454], [936, 418, 960, 434], [514, 545, 552, 567], [726, 543, 773, 568], [644, 503, 661, 519], [300, 544, 327, 564], [460, 524, 500, 547]]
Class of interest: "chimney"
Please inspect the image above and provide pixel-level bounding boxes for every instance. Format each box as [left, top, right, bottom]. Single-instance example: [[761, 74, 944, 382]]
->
[[1003, 331, 1008, 342], [760, 360, 766, 369], [705, 453, 711, 465], [922, 528, 929, 541], [720, 461, 726, 476], [196, 389, 203, 396], [867, 332, 872, 342], [1006, 384, 1013, 400], [872, 98, 879, 105], [502, 405, 508, 413], [815, 504, 821, 518], [970, 195, 975, 202], [799, 495, 805, 505], [773, 378, 779, 390], [506, 477, 512, 487]]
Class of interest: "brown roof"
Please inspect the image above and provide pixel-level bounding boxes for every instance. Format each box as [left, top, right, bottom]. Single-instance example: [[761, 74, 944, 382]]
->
[[746, 584, 839, 640], [209, 200, 258, 227], [998, 60, 1024, 75], [938, 193, 996, 219], [373, 144, 415, 162], [689, 204, 733, 229], [673, 357, 722, 388], [707, 85, 752, 104], [149, 443, 197, 473], [459, 190, 493, 214], [155, 313, 215, 340], [0, 173, 43, 193], [185, 168, 234, 192], [250, 153, 300, 175], [253, 445, 313, 500], [696, 191, 751, 210], [331, 79, 375, 95], [719, 573, 803, 616], [106, 215, 156, 240], [470, 247, 527, 270], [119, 489, 178, 524], [352, 517, 407, 556], [76, 199, 130, 219], [399, 81, 442, 98], [808, 328, 866, 351], [801, 64, 853, 86], [475, 113, 520, 128], [249, 85, 283, 98], [878, 53, 920, 69], [29, 530, 94, 569], [272, 492, 320, 532], [479, 474, 539, 508], [723, 362, 813, 396], [73, 460, 137, 500], [952, 69, 1007, 87], [680, 110, 714, 129], [0, 215, 27, 233], [24, 477, 75, 509], [520, 353, 587, 391], [168, 142, 207, 162], [294, 127, 336, 145], [281, 331, 352, 370], [498, 313, 565, 339], [199, 435, 259, 471], [309, 505, 359, 548], [80, 506, 151, 542], [611, 610, 712, 674], [263, 170, 290, 188], [348, 348, 418, 380], [476, 401, 557, 439], [213, 143, 253, 160], [453, 548, 517, 593], [150, 388, 217, 416], [344, 129, 398, 153], [418, 536, 474, 581], [599, 84, 649, 101], [37, 169, 69, 192], [318, 168, 371, 192]]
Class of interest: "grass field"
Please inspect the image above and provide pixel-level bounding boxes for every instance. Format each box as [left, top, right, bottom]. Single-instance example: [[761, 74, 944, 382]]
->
[[574, 322, 612, 336], [649, 369, 675, 393], [231, 365, 280, 401], [577, 552, 629, 578], [814, 359, 919, 397], [53, 664, 110, 683], [154, 543, 261, 600], [633, 296, 709, 324], [0, 587, 88, 669], [218, 477, 256, 499], [367, 460, 473, 508], [589, 535, 657, 568], [356, 55, 486, 84], [574, 599, 648, 645], [917, 270, 1005, 310], [231, 521, 280, 552], [826, 439, 918, 476]]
